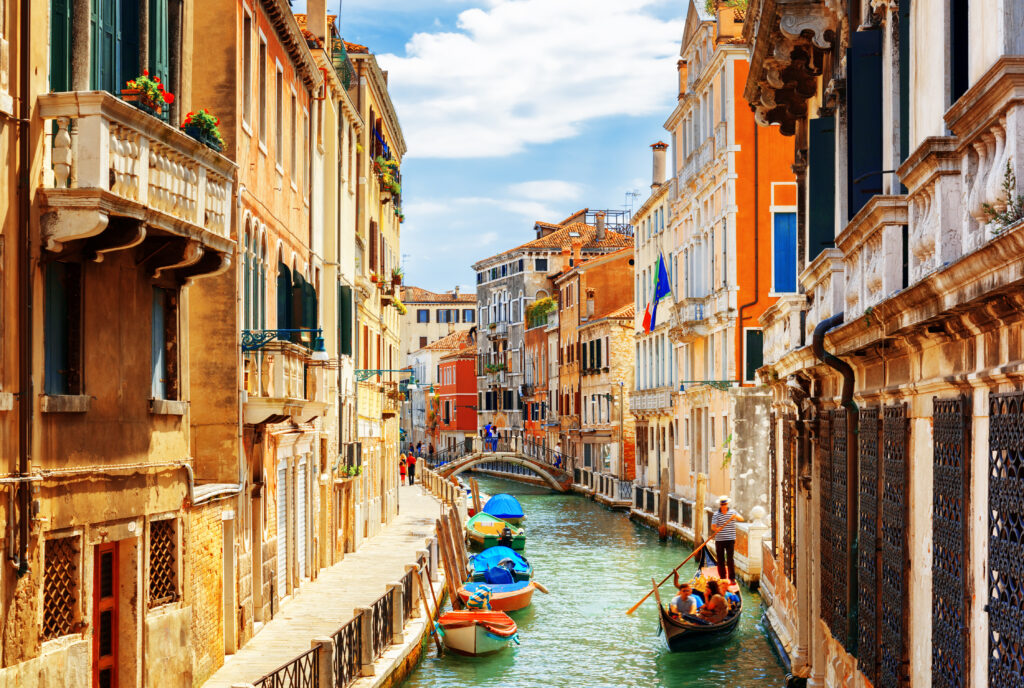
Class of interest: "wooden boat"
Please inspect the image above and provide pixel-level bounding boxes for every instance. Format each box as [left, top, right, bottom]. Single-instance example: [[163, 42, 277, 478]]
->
[[457, 581, 536, 612], [482, 493, 526, 525], [437, 610, 518, 656], [465, 513, 526, 551], [654, 549, 743, 652], [467, 546, 533, 582]]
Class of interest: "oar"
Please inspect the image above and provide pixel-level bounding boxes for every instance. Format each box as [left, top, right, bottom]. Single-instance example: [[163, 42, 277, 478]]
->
[[415, 563, 444, 655], [625, 514, 735, 615], [533, 581, 550, 594]]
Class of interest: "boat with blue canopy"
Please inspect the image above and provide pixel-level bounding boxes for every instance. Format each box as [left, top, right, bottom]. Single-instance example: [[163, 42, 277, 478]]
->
[[482, 493, 526, 525], [467, 546, 533, 582]]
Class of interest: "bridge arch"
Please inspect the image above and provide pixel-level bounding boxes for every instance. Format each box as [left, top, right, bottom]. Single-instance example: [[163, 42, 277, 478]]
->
[[436, 452, 572, 492]]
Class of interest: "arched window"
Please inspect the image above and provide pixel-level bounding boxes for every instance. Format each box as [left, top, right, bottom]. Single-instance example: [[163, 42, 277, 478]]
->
[[258, 232, 268, 328], [277, 260, 292, 335], [243, 224, 252, 330]]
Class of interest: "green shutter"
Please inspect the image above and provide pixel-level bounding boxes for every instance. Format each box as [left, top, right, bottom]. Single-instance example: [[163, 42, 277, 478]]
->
[[340, 285, 353, 357], [596, 339, 602, 369], [44, 263, 70, 395], [277, 263, 291, 338], [243, 236, 251, 330], [149, 0, 169, 85], [808, 117, 836, 262], [90, 0, 119, 92], [847, 29, 884, 220], [50, 0, 73, 91], [745, 329, 764, 382], [119, 0, 139, 85], [302, 280, 317, 331]]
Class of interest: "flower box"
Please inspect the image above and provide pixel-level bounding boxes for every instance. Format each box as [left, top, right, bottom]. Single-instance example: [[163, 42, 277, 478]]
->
[[182, 123, 223, 152]]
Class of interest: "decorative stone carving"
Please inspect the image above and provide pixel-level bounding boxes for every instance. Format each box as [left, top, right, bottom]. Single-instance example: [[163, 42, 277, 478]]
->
[[41, 208, 109, 253]]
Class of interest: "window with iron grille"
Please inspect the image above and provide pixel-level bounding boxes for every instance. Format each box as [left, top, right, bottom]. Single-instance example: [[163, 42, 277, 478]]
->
[[43, 535, 80, 640], [149, 519, 179, 607]]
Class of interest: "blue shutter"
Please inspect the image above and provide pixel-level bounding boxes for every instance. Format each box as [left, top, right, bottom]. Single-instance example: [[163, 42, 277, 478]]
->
[[773, 212, 798, 293], [808, 117, 836, 262], [151, 287, 167, 399], [847, 29, 883, 220], [44, 263, 70, 395], [49, 0, 73, 91]]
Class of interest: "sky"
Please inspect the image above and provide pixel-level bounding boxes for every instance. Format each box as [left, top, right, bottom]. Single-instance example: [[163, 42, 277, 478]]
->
[[298, 0, 686, 293]]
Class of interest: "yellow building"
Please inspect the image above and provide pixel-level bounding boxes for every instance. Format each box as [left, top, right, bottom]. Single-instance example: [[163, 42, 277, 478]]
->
[[346, 41, 406, 544]]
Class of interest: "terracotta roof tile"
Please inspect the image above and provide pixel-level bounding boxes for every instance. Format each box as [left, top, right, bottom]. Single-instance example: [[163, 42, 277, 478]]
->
[[424, 329, 474, 352], [440, 343, 477, 360], [510, 222, 633, 252], [399, 286, 476, 304], [344, 40, 369, 54]]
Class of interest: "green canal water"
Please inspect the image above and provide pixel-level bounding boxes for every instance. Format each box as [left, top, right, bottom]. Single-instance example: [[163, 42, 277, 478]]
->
[[401, 475, 787, 688]]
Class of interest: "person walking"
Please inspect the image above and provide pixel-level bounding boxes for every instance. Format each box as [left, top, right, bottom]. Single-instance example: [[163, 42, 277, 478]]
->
[[399, 455, 408, 485], [711, 495, 744, 583], [407, 452, 417, 485], [416, 441, 423, 457]]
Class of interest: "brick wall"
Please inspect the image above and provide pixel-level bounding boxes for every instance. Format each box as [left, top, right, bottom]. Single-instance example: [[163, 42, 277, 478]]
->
[[187, 502, 224, 687]]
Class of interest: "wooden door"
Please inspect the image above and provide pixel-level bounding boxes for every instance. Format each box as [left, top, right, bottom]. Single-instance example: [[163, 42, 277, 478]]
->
[[93, 542, 118, 688]]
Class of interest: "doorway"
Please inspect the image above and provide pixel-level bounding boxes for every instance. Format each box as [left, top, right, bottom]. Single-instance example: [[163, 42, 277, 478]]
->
[[93, 542, 118, 688]]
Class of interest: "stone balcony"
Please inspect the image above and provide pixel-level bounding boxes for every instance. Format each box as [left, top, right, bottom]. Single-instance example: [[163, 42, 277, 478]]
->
[[836, 196, 908, 319], [800, 248, 845, 343], [669, 298, 708, 344], [38, 92, 234, 280], [629, 387, 674, 414], [244, 341, 329, 425], [760, 294, 809, 368]]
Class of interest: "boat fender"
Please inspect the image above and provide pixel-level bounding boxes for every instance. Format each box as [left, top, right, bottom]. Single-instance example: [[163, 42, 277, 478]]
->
[[434, 622, 446, 637]]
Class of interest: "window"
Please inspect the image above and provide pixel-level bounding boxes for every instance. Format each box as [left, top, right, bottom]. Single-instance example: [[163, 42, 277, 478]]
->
[[149, 519, 179, 607], [772, 212, 798, 293], [950, 0, 969, 104], [462, 309, 475, 323], [290, 93, 297, 179], [339, 285, 353, 357], [151, 287, 179, 400], [419, 336, 427, 348], [532, 257, 548, 272], [242, 12, 253, 125], [710, 416, 717, 448], [275, 64, 283, 166], [43, 535, 80, 640], [417, 309, 429, 323], [44, 262, 82, 395], [258, 37, 268, 144], [744, 329, 764, 383]]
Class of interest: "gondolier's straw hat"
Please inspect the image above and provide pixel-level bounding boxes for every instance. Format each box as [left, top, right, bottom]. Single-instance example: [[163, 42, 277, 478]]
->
[[719, 495, 731, 504]]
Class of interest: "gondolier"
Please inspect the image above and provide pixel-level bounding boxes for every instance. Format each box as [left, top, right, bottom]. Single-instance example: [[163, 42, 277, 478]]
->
[[711, 496, 744, 583]]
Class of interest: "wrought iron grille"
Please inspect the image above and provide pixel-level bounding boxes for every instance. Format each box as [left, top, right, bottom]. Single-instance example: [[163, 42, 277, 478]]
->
[[880, 403, 909, 687], [634, 485, 642, 509], [817, 412, 832, 632], [988, 391, 1024, 688], [149, 519, 179, 607], [769, 411, 777, 556], [402, 564, 416, 622], [333, 617, 361, 688], [857, 407, 881, 685], [782, 417, 797, 581], [43, 535, 79, 640], [254, 646, 319, 688], [823, 408, 850, 649], [370, 589, 393, 658], [932, 395, 970, 688]]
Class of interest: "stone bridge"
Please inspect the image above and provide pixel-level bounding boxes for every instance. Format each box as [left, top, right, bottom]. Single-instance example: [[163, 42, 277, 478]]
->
[[430, 442, 573, 492]]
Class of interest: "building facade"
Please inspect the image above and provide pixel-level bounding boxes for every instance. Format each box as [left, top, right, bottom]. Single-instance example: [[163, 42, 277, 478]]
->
[[745, 1, 1024, 686], [398, 285, 476, 361], [438, 340, 479, 452]]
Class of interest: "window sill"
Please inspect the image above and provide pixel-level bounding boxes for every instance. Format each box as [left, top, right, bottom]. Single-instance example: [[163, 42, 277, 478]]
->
[[258, 140, 268, 156], [150, 399, 188, 416], [0, 392, 13, 412], [41, 395, 91, 413], [241, 119, 253, 138]]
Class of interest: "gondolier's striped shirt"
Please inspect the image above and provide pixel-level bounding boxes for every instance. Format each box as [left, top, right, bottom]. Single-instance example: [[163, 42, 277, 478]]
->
[[712, 510, 737, 541]]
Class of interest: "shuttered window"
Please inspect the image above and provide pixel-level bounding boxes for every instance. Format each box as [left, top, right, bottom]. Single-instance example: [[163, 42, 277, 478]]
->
[[50, 0, 73, 91], [151, 287, 167, 399], [745, 329, 764, 383], [808, 117, 836, 262], [339, 285, 353, 357], [44, 262, 82, 395], [277, 263, 292, 335], [847, 29, 883, 220], [148, 0, 169, 85], [772, 212, 798, 293]]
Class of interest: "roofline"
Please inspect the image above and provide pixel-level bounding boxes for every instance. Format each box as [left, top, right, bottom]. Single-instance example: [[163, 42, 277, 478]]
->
[[630, 180, 673, 225], [351, 53, 408, 157], [261, 0, 323, 91]]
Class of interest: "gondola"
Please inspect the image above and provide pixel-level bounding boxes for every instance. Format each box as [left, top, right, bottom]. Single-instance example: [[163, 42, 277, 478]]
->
[[655, 548, 743, 652]]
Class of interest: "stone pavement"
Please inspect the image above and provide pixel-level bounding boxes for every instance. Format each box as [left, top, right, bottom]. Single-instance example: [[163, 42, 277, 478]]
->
[[202, 484, 444, 688]]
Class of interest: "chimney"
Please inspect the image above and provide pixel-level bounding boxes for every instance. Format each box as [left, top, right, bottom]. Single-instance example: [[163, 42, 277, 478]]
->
[[306, 0, 328, 45], [595, 212, 606, 242], [586, 288, 595, 319], [560, 246, 571, 271], [651, 142, 669, 188], [677, 60, 688, 99], [570, 236, 583, 268], [454, 285, 460, 297]]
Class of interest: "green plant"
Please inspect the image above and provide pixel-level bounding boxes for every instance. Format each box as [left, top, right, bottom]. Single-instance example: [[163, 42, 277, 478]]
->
[[721, 433, 733, 469], [982, 159, 1024, 232], [704, 0, 748, 14], [485, 363, 506, 374], [181, 109, 225, 148], [392, 298, 407, 316], [863, 305, 874, 327], [344, 464, 362, 477]]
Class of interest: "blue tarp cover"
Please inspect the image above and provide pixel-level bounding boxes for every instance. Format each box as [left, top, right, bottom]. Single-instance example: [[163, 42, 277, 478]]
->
[[469, 546, 530, 573], [483, 493, 525, 519], [463, 581, 531, 594]]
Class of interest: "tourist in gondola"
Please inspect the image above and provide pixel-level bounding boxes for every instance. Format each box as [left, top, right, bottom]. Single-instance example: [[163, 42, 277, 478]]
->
[[668, 577, 699, 619], [697, 579, 729, 624], [711, 496, 744, 584]]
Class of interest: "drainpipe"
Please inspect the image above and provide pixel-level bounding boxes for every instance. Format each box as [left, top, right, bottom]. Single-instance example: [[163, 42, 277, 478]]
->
[[811, 311, 858, 652], [737, 123, 759, 387], [15, 0, 33, 577]]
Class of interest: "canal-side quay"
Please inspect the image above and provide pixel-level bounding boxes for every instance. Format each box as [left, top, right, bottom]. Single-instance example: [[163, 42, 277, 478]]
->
[[205, 478, 463, 688]]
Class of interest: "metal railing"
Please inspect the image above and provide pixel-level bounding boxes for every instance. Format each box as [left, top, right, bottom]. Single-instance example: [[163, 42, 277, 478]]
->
[[369, 588, 393, 659], [332, 617, 361, 688], [254, 646, 319, 688], [618, 480, 633, 501]]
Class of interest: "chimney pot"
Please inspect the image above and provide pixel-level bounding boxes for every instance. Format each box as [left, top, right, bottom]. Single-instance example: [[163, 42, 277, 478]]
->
[[651, 142, 669, 188], [595, 212, 606, 241]]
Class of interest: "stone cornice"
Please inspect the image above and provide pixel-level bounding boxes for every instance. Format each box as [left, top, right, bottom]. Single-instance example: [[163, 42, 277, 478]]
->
[[260, 0, 324, 91], [835, 195, 908, 254], [350, 53, 408, 158], [895, 136, 958, 193], [944, 56, 1024, 142]]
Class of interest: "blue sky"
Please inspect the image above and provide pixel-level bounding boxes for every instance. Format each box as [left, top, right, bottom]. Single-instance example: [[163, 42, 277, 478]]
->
[[299, 0, 686, 293]]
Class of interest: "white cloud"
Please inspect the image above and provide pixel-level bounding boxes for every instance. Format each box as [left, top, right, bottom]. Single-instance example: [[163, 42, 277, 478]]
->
[[506, 180, 583, 203], [378, 0, 681, 158]]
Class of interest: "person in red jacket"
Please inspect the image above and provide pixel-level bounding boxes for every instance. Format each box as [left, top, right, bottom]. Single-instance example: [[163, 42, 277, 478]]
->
[[406, 452, 417, 485]]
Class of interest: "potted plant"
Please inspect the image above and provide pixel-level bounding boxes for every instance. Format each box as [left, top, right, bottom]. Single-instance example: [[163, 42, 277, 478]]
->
[[121, 70, 174, 118], [370, 273, 379, 284], [391, 267, 403, 286], [181, 109, 225, 152]]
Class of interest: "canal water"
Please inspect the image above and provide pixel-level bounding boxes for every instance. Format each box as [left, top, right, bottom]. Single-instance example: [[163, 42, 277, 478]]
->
[[402, 474, 787, 688]]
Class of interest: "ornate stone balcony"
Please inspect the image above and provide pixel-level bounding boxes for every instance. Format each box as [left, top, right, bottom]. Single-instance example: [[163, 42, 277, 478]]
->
[[669, 299, 708, 344], [629, 387, 674, 414], [800, 248, 844, 342], [38, 92, 234, 280], [760, 294, 808, 368], [836, 196, 908, 319], [244, 341, 328, 425]]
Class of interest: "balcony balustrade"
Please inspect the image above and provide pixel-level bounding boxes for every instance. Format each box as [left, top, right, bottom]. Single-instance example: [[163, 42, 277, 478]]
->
[[837, 196, 908, 319], [38, 92, 234, 279], [670, 298, 707, 344], [629, 387, 673, 413], [800, 248, 845, 343], [760, 294, 808, 368], [244, 341, 328, 424]]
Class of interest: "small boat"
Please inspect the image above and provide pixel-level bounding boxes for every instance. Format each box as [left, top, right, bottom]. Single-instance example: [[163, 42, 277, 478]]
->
[[468, 546, 533, 582], [465, 512, 526, 551], [457, 581, 536, 612], [655, 549, 743, 652], [482, 493, 526, 525], [437, 610, 519, 656]]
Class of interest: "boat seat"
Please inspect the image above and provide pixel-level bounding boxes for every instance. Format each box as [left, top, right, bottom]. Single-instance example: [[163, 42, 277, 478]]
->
[[484, 566, 515, 585]]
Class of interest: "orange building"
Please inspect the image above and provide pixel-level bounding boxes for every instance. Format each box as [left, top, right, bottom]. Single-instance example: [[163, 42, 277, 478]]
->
[[438, 339, 478, 452]]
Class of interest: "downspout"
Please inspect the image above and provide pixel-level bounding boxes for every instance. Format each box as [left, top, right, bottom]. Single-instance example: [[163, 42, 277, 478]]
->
[[15, 0, 33, 577], [811, 311, 858, 651], [737, 122, 759, 386]]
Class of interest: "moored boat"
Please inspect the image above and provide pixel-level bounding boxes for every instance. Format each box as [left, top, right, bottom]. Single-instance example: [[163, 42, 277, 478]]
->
[[482, 493, 526, 525], [457, 581, 536, 612], [437, 610, 519, 656], [467, 546, 533, 582], [465, 512, 526, 551]]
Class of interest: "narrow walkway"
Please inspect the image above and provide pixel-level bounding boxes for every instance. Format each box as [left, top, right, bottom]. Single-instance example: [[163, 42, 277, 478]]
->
[[202, 484, 443, 688]]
